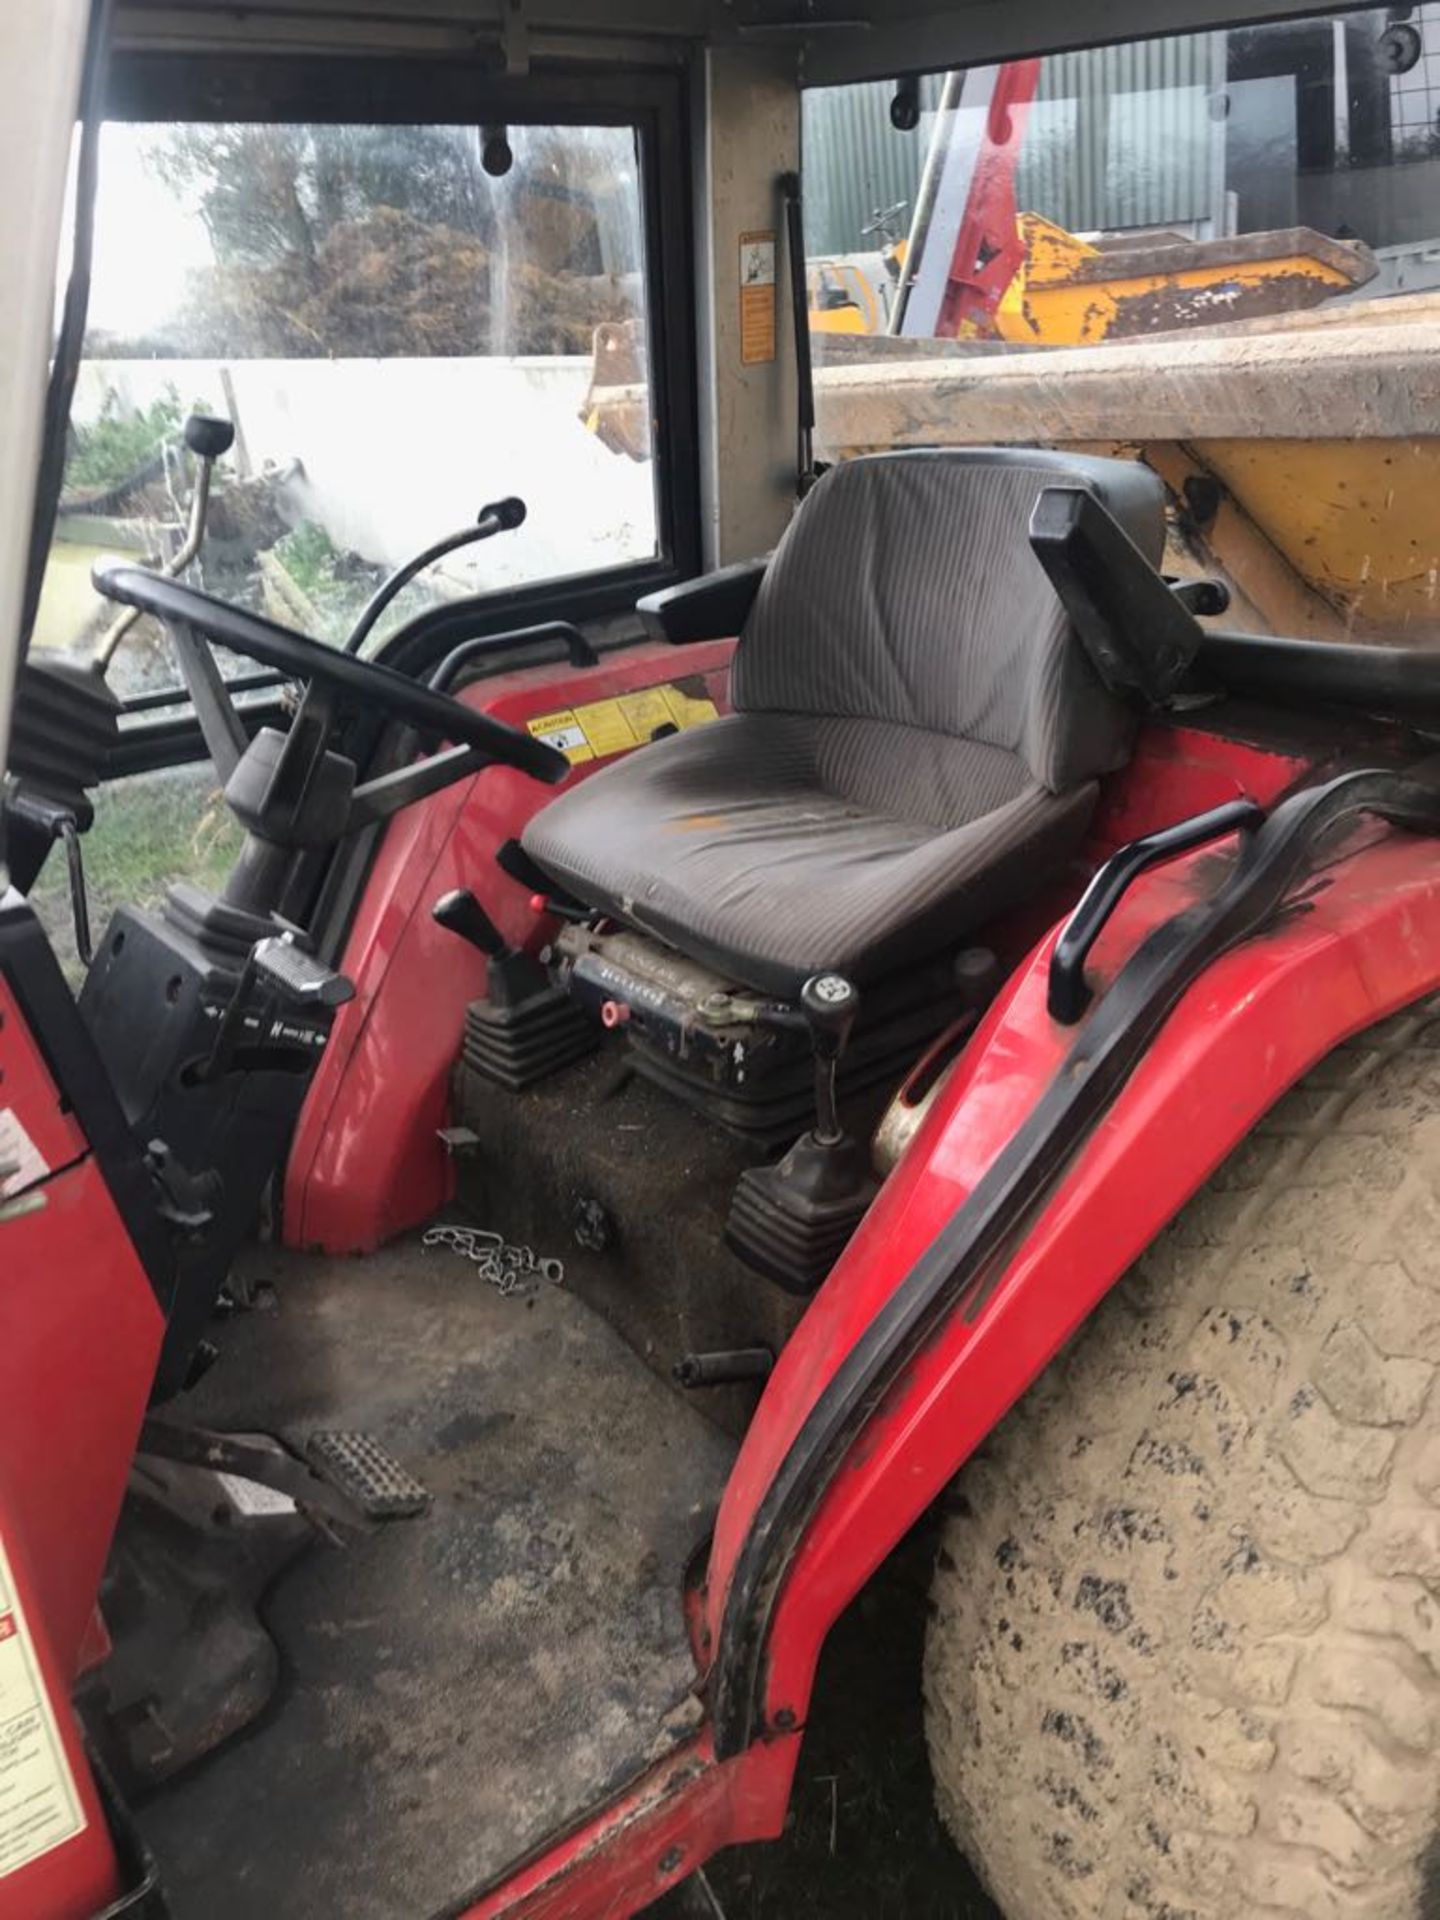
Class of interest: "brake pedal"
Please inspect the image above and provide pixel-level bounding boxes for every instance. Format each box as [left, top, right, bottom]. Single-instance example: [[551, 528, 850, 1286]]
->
[[304, 1431, 431, 1520]]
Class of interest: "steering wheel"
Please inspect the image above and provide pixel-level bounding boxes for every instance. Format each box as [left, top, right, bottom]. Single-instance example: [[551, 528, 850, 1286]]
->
[[95, 562, 567, 788]]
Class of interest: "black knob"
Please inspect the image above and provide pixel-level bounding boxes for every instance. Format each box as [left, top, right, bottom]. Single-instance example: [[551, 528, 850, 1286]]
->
[[890, 77, 921, 132], [800, 972, 860, 1059], [481, 496, 527, 532], [184, 413, 235, 461], [432, 889, 506, 957], [481, 126, 513, 176]]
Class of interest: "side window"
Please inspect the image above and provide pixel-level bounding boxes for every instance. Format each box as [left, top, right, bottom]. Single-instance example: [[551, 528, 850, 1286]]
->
[[35, 118, 656, 699]]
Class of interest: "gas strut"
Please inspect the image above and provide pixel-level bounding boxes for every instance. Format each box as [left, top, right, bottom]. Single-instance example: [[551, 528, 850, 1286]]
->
[[778, 171, 823, 498]]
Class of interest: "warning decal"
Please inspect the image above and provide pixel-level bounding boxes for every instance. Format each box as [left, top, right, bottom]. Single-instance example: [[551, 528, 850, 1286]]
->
[[739, 231, 778, 365], [528, 683, 720, 766], [0, 1534, 86, 1880], [0, 1111, 49, 1204]]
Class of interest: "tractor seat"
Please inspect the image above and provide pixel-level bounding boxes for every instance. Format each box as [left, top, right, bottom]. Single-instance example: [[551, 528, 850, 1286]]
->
[[522, 449, 1167, 1002]]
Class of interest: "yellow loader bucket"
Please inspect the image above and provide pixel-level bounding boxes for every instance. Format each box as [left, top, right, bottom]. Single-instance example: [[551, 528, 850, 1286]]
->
[[996, 213, 1377, 346]]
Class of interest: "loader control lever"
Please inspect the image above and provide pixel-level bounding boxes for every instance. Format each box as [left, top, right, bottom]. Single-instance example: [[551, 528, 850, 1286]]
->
[[723, 971, 877, 1292], [800, 971, 860, 1145]]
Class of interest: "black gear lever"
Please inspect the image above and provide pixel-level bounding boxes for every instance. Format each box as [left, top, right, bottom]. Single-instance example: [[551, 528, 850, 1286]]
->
[[432, 887, 554, 1012], [432, 888, 506, 957], [800, 972, 860, 1144]]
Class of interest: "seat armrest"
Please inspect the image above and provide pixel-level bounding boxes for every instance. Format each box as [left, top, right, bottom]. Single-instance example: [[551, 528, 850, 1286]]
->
[[637, 560, 767, 645], [1029, 485, 1206, 704]]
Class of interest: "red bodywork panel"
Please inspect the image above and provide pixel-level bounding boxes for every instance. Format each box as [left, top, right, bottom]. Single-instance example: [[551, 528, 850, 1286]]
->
[[0, 978, 163, 1915], [0, 982, 162, 1676], [284, 640, 734, 1252]]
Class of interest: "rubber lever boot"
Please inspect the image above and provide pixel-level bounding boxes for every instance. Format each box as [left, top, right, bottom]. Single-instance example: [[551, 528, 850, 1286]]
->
[[800, 971, 860, 1143], [723, 973, 876, 1293]]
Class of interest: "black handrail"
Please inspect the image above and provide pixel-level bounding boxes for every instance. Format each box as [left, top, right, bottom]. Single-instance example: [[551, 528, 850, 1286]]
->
[[1048, 798, 1264, 1024], [429, 621, 597, 693]]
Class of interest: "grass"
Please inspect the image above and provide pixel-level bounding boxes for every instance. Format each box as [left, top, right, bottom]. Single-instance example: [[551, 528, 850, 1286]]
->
[[273, 521, 382, 645], [66, 390, 181, 494]]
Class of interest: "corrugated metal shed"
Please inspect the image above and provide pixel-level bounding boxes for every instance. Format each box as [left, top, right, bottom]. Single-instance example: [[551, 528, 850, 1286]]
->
[[803, 35, 1230, 257], [1020, 32, 1228, 233], [802, 74, 944, 254]]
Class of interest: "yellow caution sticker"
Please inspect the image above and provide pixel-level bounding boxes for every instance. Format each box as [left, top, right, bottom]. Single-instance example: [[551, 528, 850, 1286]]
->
[[528, 684, 719, 766], [0, 1532, 87, 1877]]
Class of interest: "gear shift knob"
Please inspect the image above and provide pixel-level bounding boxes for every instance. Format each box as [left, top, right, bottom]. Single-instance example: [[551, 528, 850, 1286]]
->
[[800, 972, 860, 1058], [184, 413, 235, 461], [432, 888, 506, 957]]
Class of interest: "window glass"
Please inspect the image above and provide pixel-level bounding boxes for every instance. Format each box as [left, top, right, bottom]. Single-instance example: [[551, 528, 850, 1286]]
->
[[802, 5, 1440, 645], [33, 120, 656, 700], [28, 765, 242, 987]]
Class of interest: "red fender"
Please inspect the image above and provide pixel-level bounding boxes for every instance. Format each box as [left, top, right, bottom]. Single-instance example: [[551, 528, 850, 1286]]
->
[[704, 811, 1440, 1741]]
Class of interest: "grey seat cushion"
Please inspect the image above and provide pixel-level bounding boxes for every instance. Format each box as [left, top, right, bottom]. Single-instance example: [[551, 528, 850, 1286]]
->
[[523, 449, 1167, 998], [522, 712, 1095, 998]]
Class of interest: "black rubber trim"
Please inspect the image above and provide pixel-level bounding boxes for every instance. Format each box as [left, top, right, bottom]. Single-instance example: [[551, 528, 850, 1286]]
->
[[711, 759, 1440, 1756], [0, 892, 171, 1308], [93, 564, 568, 785], [1048, 798, 1264, 1023], [21, 0, 109, 648], [109, 696, 291, 780], [1199, 627, 1440, 720], [89, 1746, 170, 1919]]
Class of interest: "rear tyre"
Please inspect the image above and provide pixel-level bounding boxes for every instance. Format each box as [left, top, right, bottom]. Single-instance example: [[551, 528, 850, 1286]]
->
[[926, 1001, 1440, 1919]]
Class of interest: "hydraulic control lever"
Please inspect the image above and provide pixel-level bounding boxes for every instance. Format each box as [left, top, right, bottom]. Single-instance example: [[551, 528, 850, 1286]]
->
[[799, 971, 860, 1144], [5, 786, 92, 965], [343, 497, 528, 655], [432, 888, 550, 1009], [95, 412, 236, 673], [724, 971, 877, 1293], [432, 888, 506, 957]]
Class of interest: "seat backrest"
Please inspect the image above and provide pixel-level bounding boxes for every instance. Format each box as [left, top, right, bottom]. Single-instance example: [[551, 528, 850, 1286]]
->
[[731, 448, 1167, 791]]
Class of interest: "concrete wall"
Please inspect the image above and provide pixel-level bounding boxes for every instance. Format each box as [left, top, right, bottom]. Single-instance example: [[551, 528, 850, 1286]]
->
[[74, 355, 658, 587]]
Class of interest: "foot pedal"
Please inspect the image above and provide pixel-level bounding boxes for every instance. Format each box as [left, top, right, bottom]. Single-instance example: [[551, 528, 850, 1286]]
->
[[304, 1432, 431, 1519]]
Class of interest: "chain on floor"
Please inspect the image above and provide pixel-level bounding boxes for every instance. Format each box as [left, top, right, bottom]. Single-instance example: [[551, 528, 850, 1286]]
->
[[421, 1223, 565, 1295]]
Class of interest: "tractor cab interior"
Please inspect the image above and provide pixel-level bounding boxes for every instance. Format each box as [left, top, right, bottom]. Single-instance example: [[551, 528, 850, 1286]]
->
[[7, 1, 1440, 1916]]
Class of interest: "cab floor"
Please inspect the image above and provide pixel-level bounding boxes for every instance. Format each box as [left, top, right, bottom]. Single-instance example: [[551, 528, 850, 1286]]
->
[[136, 1236, 735, 1920]]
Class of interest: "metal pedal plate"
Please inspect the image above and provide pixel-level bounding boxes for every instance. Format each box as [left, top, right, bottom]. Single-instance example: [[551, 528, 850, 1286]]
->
[[304, 1430, 431, 1520]]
